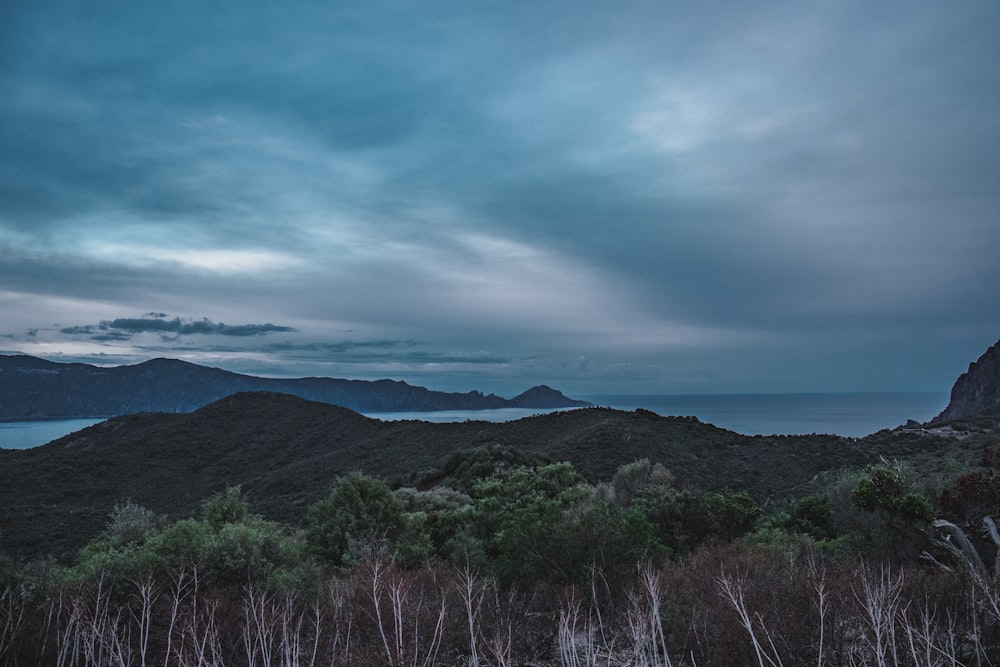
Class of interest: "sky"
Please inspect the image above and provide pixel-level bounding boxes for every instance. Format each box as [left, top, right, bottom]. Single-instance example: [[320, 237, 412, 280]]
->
[[1, 0, 999, 397]]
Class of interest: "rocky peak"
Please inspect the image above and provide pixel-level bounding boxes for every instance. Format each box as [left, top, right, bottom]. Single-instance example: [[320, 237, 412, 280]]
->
[[933, 339, 1000, 423]]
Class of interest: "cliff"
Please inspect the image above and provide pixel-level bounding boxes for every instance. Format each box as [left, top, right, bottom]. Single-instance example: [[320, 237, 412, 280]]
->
[[932, 338, 1000, 423]]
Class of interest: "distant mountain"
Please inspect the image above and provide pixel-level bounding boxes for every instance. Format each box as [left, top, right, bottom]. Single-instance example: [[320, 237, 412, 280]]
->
[[0, 355, 590, 420], [932, 338, 1000, 423]]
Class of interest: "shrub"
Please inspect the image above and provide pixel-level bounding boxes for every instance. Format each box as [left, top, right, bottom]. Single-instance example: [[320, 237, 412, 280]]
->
[[851, 464, 933, 523], [104, 499, 158, 547], [635, 489, 761, 554], [203, 485, 249, 531], [606, 458, 676, 506], [201, 516, 306, 587], [307, 473, 407, 566]]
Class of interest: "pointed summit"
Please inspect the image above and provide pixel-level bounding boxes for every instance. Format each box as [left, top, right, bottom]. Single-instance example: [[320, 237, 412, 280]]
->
[[510, 385, 591, 409]]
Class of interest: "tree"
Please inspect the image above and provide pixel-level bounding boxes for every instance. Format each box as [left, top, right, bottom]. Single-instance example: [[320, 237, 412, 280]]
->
[[607, 458, 676, 507], [203, 485, 249, 531], [851, 464, 933, 523], [202, 516, 306, 586], [104, 499, 157, 546], [635, 489, 761, 553], [306, 473, 407, 566], [453, 461, 666, 587]]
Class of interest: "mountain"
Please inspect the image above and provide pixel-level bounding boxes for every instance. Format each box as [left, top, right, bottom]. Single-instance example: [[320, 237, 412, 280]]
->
[[0, 355, 590, 419], [932, 338, 1000, 423]]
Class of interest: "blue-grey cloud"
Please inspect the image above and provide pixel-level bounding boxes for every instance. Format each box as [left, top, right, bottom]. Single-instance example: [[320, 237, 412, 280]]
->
[[263, 340, 420, 355]]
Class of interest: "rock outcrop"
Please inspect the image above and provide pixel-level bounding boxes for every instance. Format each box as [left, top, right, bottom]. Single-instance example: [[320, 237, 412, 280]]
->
[[932, 339, 1000, 423]]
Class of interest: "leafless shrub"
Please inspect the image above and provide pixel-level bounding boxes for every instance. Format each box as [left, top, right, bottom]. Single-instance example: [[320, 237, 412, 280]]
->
[[0, 581, 27, 663], [364, 544, 447, 667], [718, 571, 783, 667]]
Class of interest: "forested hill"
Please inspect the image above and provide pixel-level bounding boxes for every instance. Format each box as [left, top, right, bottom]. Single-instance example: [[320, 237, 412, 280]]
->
[[0, 391, 968, 562], [0, 354, 589, 419]]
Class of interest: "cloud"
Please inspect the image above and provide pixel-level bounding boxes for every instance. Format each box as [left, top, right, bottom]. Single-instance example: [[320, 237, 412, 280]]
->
[[59, 325, 96, 336], [61, 316, 297, 340], [263, 340, 420, 355], [262, 339, 510, 365], [90, 332, 135, 342]]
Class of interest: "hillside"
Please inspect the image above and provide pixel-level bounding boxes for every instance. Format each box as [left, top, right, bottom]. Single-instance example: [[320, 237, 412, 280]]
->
[[0, 391, 973, 562], [0, 354, 590, 419]]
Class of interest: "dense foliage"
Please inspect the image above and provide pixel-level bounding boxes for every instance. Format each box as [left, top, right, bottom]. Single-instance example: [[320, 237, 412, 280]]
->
[[3, 444, 1000, 666]]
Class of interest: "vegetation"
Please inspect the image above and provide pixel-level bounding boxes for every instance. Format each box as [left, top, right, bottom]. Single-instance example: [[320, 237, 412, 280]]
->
[[3, 437, 1000, 665], [3, 389, 1000, 664], [6, 393, 995, 564]]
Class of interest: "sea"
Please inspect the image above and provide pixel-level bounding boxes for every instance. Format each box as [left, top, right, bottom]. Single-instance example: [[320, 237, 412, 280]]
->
[[0, 392, 949, 450], [0, 418, 105, 451]]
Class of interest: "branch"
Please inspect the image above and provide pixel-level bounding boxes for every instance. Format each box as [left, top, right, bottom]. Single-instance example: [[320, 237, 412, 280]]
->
[[931, 519, 987, 578], [983, 516, 1000, 579]]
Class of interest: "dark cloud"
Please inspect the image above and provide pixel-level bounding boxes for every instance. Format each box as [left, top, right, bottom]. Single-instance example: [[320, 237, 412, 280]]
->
[[106, 317, 296, 337], [61, 317, 296, 339], [59, 326, 95, 336]]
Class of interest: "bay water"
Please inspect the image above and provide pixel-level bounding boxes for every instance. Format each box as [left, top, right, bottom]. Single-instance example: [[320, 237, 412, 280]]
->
[[580, 392, 949, 438], [0, 419, 105, 450], [368, 391, 949, 438]]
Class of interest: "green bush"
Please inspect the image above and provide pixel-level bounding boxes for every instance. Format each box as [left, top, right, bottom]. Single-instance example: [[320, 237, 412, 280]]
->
[[203, 485, 249, 531], [201, 516, 306, 587], [449, 462, 667, 587], [607, 458, 676, 506], [769, 495, 836, 540], [306, 472, 407, 566], [635, 489, 761, 553], [144, 518, 211, 568], [851, 464, 933, 523], [104, 499, 157, 546]]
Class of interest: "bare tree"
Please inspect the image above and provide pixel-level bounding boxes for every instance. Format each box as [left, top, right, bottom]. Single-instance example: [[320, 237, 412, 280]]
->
[[718, 571, 782, 667], [129, 573, 160, 667], [458, 563, 485, 667], [0, 581, 27, 663]]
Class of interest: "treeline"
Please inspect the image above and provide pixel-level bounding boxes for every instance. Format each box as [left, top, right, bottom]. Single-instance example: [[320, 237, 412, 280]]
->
[[2, 447, 1000, 665]]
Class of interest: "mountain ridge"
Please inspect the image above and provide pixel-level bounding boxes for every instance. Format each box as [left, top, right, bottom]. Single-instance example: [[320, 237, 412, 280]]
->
[[0, 354, 590, 419]]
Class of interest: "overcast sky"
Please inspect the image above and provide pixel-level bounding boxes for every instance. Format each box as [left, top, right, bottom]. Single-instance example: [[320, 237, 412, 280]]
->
[[2, 0, 998, 397]]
